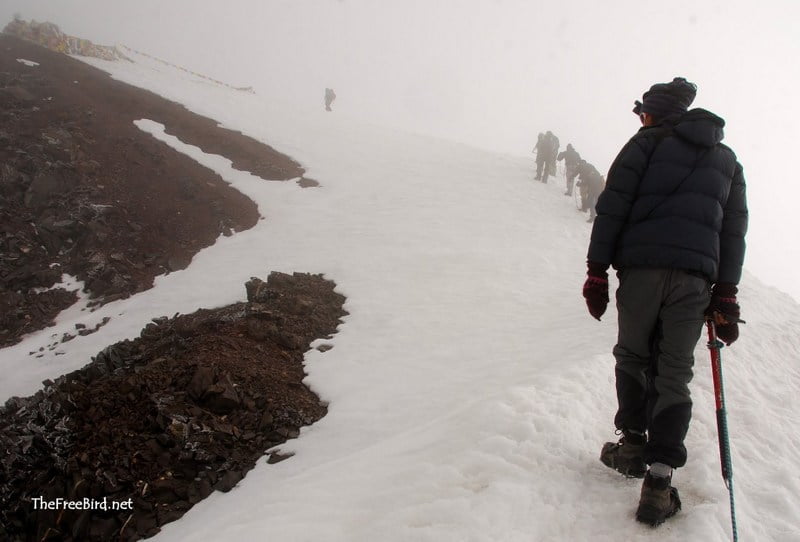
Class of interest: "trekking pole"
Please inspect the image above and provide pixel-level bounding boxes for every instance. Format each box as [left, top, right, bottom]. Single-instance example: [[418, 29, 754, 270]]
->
[[706, 320, 739, 542]]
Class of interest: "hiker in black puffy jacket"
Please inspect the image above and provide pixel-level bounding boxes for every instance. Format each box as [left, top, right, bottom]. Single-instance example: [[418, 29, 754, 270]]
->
[[581, 77, 748, 526]]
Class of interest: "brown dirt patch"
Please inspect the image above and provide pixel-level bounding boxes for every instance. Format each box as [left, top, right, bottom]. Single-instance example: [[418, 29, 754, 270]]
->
[[0, 32, 315, 347], [1, 272, 348, 541], [0, 32, 347, 541]]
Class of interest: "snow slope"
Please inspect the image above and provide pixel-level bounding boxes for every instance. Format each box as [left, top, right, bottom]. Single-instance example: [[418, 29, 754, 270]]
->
[[2, 52, 799, 541]]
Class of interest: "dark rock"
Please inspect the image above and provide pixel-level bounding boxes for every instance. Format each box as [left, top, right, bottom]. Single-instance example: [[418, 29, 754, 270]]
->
[[133, 512, 159, 537], [187, 366, 216, 401], [166, 253, 192, 272], [1, 85, 36, 102], [266, 451, 294, 464], [245, 277, 271, 303], [203, 374, 241, 415], [88, 517, 120, 540], [214, 470, 244, 492], [24, 167, 80, 208], [297, 176, 319, 188]]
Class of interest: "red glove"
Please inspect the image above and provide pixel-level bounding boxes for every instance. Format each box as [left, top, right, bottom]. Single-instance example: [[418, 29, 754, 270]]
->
[[706, 283, 740, 345], [583, 262, 609, 321]]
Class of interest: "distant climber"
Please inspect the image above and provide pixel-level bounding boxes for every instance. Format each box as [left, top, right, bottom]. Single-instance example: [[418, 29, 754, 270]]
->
[[577, 160, 606, 222], [545, 131, 560, 178], [324, 88, 336, 112], [532, 133, 547, 182], [532, 133, 551, 182], [575, 159, 605, 222], [557, 143, 581, 196]]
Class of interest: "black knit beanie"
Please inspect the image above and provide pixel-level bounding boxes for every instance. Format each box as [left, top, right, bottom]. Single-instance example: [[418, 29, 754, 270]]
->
[[637, 77, 697, 120]]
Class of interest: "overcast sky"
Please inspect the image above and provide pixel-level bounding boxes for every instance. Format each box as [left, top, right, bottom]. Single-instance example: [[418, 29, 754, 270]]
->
[[3, 0, 799, 299]]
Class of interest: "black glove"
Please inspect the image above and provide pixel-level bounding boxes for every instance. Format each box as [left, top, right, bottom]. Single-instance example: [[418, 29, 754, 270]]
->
[[583, 262, 609, 321], [706, 283, 740, 345]]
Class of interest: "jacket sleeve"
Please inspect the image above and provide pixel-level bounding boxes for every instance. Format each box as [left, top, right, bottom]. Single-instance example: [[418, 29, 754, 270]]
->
[[717, 161, 748, 284], [586, 134, 651, 265]]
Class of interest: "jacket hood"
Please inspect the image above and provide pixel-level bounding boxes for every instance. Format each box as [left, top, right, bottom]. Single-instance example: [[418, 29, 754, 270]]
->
[[671, 108, 726, 147]]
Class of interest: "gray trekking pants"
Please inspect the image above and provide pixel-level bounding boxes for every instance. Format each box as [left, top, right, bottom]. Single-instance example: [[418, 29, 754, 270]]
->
[[612, 267, 710, 468]]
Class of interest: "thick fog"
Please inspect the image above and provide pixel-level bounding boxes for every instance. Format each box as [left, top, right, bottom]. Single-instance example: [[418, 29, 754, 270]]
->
[[2, 0, 799, 300]]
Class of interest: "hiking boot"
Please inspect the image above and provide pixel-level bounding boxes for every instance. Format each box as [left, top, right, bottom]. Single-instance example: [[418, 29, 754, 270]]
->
[[636, 471, 681, 526], [600, 432, 646, 478]]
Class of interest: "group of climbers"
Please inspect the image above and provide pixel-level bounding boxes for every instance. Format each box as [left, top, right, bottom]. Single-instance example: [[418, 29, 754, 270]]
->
[[533, 133, 605, 223]]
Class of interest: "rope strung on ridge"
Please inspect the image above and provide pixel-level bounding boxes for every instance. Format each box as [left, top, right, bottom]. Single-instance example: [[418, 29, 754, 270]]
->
[[120, 44, 255, 94]]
